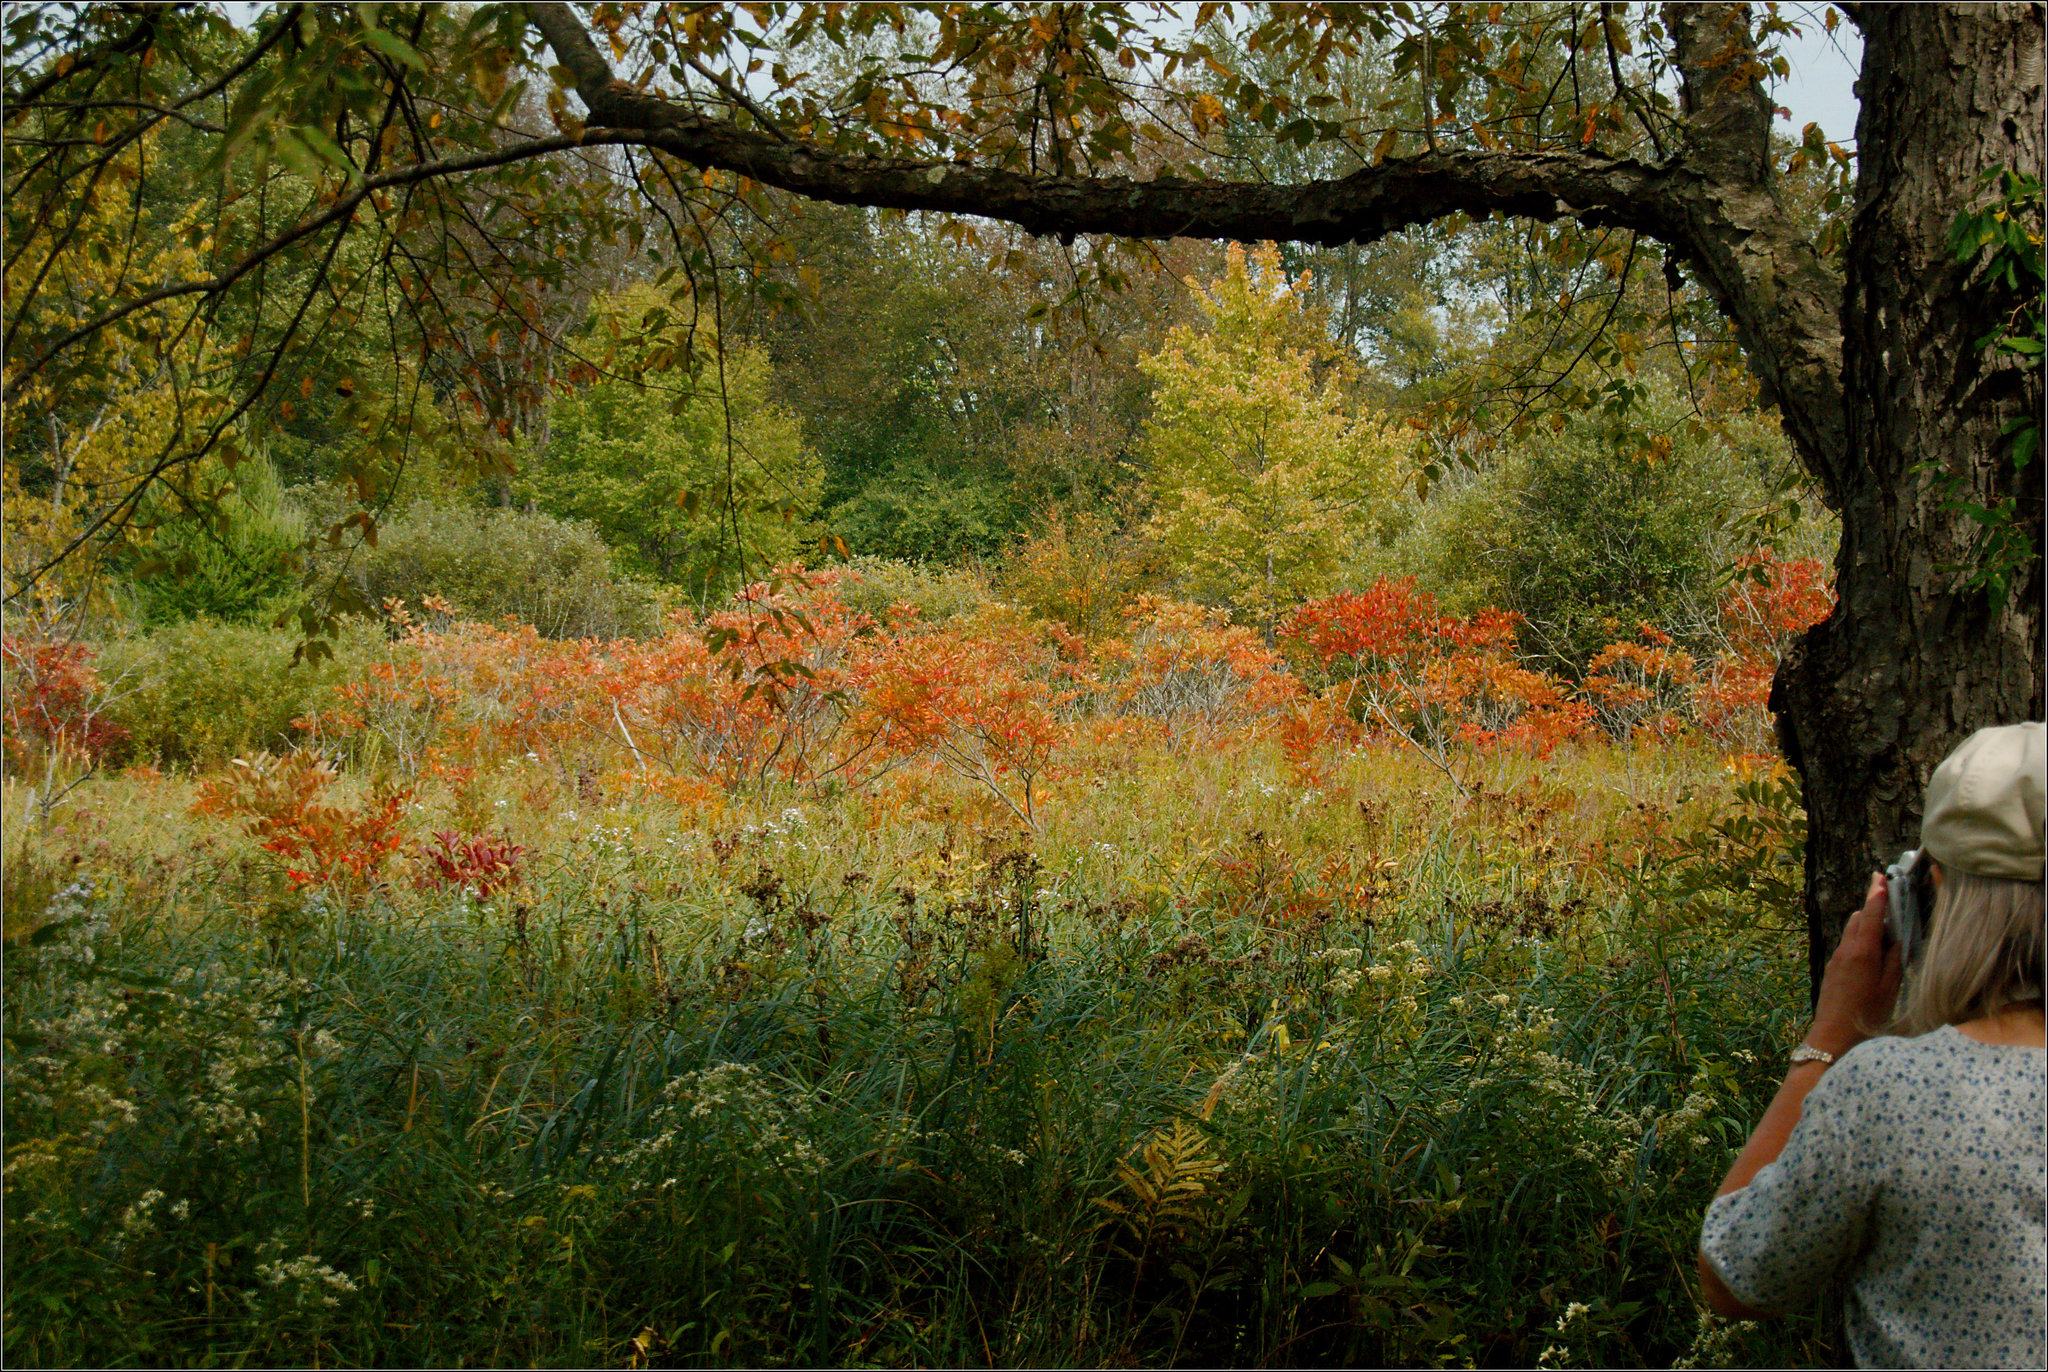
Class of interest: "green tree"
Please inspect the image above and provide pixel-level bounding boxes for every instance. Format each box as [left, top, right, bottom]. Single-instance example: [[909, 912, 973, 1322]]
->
[[124, 452, 304, 626], [1493, 415, 1741, 673], [522, 287, 822, 602], [1141, 244, 1404, 637], [1380, 378, 1834, 665], [742, 201, 1200, 562]]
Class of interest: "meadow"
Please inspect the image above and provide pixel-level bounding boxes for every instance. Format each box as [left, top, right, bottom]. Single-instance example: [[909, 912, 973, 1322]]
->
[[2, 563, 1849, 1368]]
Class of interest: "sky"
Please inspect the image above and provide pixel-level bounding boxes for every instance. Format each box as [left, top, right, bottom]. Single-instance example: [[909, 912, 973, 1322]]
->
[[1764, 5, 1864, 146]]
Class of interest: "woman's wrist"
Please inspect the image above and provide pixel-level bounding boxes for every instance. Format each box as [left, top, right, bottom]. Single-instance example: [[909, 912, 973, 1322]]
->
[[1802, 1019, 1868, 1060]]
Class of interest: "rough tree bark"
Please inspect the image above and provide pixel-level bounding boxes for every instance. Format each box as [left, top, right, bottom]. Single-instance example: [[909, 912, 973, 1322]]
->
[[523, 1, 2042, 989], [524, 0, 2044, 988], [1774, 4, 2045, 993]]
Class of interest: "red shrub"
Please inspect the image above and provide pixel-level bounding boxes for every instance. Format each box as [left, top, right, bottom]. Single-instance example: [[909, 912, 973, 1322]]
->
[[415, 830, 525, 903], [191, 751, 411, 893], [1, 633, 128, 768]]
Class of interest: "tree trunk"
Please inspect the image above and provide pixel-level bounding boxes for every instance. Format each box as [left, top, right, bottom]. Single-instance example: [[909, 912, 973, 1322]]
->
[[1773, 3, 2045, 997]]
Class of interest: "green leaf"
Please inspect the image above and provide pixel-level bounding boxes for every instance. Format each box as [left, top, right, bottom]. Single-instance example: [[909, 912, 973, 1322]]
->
[[293, 124, 357, 177], [273, 129, 328, 182], [360, 24, 427, 71]]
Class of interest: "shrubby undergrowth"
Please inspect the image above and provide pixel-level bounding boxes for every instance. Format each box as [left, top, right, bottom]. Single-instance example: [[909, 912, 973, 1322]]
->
[[93, 617, 389, 768], [4, 570, 1843, 1367], [297, 494, 666, 640]]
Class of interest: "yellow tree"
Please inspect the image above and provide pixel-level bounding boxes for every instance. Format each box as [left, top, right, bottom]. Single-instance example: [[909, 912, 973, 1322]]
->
[[1141, 243, 1405, 639], [1, 136, 235, 632]]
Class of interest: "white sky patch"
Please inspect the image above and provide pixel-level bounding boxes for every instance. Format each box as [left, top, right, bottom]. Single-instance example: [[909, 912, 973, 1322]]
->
[[1766, 5, 1864, 147]]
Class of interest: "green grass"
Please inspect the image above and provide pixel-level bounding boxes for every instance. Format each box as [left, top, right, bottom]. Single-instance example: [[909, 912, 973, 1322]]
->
[[3, 738, 1845, 1367]]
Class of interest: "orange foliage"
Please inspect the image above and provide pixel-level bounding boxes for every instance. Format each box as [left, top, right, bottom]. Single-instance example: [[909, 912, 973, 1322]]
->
[[1583, 623, 1699, 741], [1201, 831, 1398, 927], [851, 610, 1066, 827], [191, 751, 411, 893], [611, 570, 885, 794], [1279, 579, 1589, 768], [202, 555, 1835, 830], [1695, 553, 1835, 747], [1090, 597, 1300, 754]]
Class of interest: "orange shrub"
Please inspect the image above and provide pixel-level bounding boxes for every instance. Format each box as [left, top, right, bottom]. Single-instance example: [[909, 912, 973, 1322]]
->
[[1281, 581, 1586, 766], [273, 558, 1831, 815], [1583, 623, 1699, 741], [191, 751, 411, 894], [1092, 597, 1300, 755], [1696, 553, 1834, 748], [850, 610, 1066, 828], [609, 571, 880, 795]]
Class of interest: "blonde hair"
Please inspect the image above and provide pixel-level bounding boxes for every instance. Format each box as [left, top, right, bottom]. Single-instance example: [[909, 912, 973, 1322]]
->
[[1891, 867, 2044, 1037]]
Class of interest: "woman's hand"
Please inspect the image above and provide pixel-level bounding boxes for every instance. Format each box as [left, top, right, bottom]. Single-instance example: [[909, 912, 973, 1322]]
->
[[1807, 872, 1905, 1058]]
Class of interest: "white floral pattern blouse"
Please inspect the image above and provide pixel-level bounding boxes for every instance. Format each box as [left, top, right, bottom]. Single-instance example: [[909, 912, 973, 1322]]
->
[[1699, 1026, 2047, 1369]]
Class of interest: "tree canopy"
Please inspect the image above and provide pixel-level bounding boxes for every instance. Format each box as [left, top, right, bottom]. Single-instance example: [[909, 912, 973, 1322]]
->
[[519, 284, 821, 601]]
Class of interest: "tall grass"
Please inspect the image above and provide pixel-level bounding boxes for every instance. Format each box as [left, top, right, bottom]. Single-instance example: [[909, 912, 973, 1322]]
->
[[3, 736, 1840, 1368]]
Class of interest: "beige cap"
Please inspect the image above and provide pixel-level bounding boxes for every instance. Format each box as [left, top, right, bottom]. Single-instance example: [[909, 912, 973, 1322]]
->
[[1920, 722, 2046, 881]]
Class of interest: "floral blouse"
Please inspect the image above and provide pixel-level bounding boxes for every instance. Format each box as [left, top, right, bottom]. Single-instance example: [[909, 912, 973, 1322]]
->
[[1700, 1026, 2046, 1368]]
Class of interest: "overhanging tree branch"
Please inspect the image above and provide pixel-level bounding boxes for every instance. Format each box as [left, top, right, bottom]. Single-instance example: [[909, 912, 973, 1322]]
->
[[524, 2, 1697, 253], [522, 1, 1843, 475], [7, 132, 595, 387]]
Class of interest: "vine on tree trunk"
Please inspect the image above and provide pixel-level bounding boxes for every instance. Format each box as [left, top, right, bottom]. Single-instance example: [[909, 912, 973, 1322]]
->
[[1927, 166, 2044, 612]]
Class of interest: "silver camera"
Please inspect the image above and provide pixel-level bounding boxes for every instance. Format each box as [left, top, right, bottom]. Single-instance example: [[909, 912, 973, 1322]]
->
[[1883, 848, 1931, 966]]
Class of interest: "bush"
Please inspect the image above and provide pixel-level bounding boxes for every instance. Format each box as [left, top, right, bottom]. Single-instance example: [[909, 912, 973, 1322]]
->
[[97, 618, 386, 767], [1378, 388, 1831, 678], [306, 498, 663, 639], [1, 634, 129, 770], [1362, 461, 1510, 618], [826, 462, 1022, 564], [124, 453, 304, 626], [999, 505, 1161, 637], [832, 554, 996, 627]]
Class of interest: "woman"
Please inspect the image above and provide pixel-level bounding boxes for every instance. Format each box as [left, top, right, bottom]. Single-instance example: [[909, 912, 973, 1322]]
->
[[1697, 722, 2045, 1368]]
